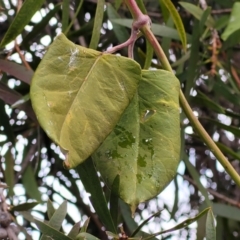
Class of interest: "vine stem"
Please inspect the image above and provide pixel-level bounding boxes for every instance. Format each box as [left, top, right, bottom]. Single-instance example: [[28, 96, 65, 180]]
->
[[124, 0, 240, 187]]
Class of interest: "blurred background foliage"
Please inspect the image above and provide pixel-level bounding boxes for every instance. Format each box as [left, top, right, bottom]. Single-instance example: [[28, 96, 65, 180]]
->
[[0, 0, 240, 239]]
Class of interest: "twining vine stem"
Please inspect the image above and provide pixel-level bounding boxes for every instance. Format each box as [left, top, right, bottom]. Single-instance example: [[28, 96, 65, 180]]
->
[[124, 0, 240, 187]]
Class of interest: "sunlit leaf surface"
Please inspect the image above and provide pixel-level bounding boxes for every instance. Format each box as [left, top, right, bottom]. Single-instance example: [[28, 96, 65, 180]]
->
[[30, 33, 141, 168]]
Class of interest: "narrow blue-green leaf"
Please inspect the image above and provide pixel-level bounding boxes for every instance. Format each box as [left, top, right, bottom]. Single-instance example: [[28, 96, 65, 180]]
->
[[76, 232, 100, 240], [110, 175, 120, 229], [62, 0, 70, 32], [41, 201, 67, 240], [47, 199, 56, 219], [107, 4, 129, 45], [199, 7, 211, 35], [35, 220, 72, 240], [159, 0, 170, 22], [4, 149, 14, 197], [143, 208, 211, 239], [143, 40, 153, 69], [11, 202, 39, 211], [206, 208, 216, 240], [160, 0, 187, 50], [179, 2, 214, 28], [22, 4, 61, 47], [114, 0, 122, 10], [136, 0, 147, 14], [215, 141, 240, 162], [22, 165, 42, 202], [183, 154, 212, 207], [76, 158, 116, 233], [89, 0, 105, 49], [212, 203, 240, 221], [80, 218, 90, 233], [68, 221, 81, 238], [111, 19, 192, 42], [222, 2, 240, 40], [0, 0, 46, 46]]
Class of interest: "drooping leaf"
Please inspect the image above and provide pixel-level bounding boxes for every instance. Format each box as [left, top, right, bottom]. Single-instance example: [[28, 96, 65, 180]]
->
[[0, 0, 46, 46], [221, 3, 240, 40], [89, 0, 105, 49], [80, 218, 90, 233], [179, 2, 214, 28], [76, 158, 116, 233], [111, 19, 192, 42], [11, 202, 39, 211], [22, 165, 42, 202], [93, 70, 180, 213], [30, 33, 141, 168], [144, 207, 211, 239], [160, 0, 187, 50], [206, 208, 216, 240]]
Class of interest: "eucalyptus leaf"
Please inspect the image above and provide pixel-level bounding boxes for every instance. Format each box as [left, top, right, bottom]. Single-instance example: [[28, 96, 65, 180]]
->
[[221, 2, 240, 40], [93, 70, 180, 213], [30, 33, 141, 168]]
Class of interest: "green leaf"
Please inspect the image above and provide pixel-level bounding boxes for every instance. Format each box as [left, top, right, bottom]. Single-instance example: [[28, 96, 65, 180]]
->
[[111, 19, 192, 42], [221, 3, 240, 40], [206, 208, 216, 240], [35, 219, 72, 240], [47, 199, 56, 219], [0, 0, 46, 46], [30, 33, 141, 168], [212, 203, 240, 221], [143, 207, 211, 239], [160, 0, 187, 50], [79, 218, 90, 233], [179, 2, 214, 28], [21, 4, 61, 47], [76, 232, 100, 240], [41, 201, 67, 240], [93, 70, 180, 213], [22, 165, 42, 202], [68, 221, 81, 238], [4, 149, 15, 197], [89, 0, 105, 49], [215, 141, 240, 162], [76, 158, 116, 233], [110, 176, 120, 229], [11, 202, 39, 211], [62, 0, 70, 32]]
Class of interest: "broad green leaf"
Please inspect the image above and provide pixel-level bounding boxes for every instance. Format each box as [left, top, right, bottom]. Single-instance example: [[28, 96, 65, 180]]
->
[[111, 19, 192, 42], [93, 70, 180, 213], [0, 59, 33, 84], [160, 0, 187, 50], [0, 0, 46, 46], [11, 202, 39, 211], [22, 165, 42, 202], [76, 158, 116, 233], [144, 207, 211, 239], [89, 0, 105, 49], [76, 232, 100, 240], [35, 220, 72, 240], [179, 2, 214, 28], [222, 3, 240, 40], [206, 208, 216, 240], [30, 33, 141, 169]]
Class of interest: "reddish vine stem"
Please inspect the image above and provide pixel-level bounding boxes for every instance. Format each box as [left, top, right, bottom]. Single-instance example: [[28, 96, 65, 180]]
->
[[124, 0, 240, 187]]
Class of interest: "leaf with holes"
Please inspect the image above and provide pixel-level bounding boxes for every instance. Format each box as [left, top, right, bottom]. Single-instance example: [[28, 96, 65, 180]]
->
[[30, 33, 141, 168], [93, 70, 180, 213]]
